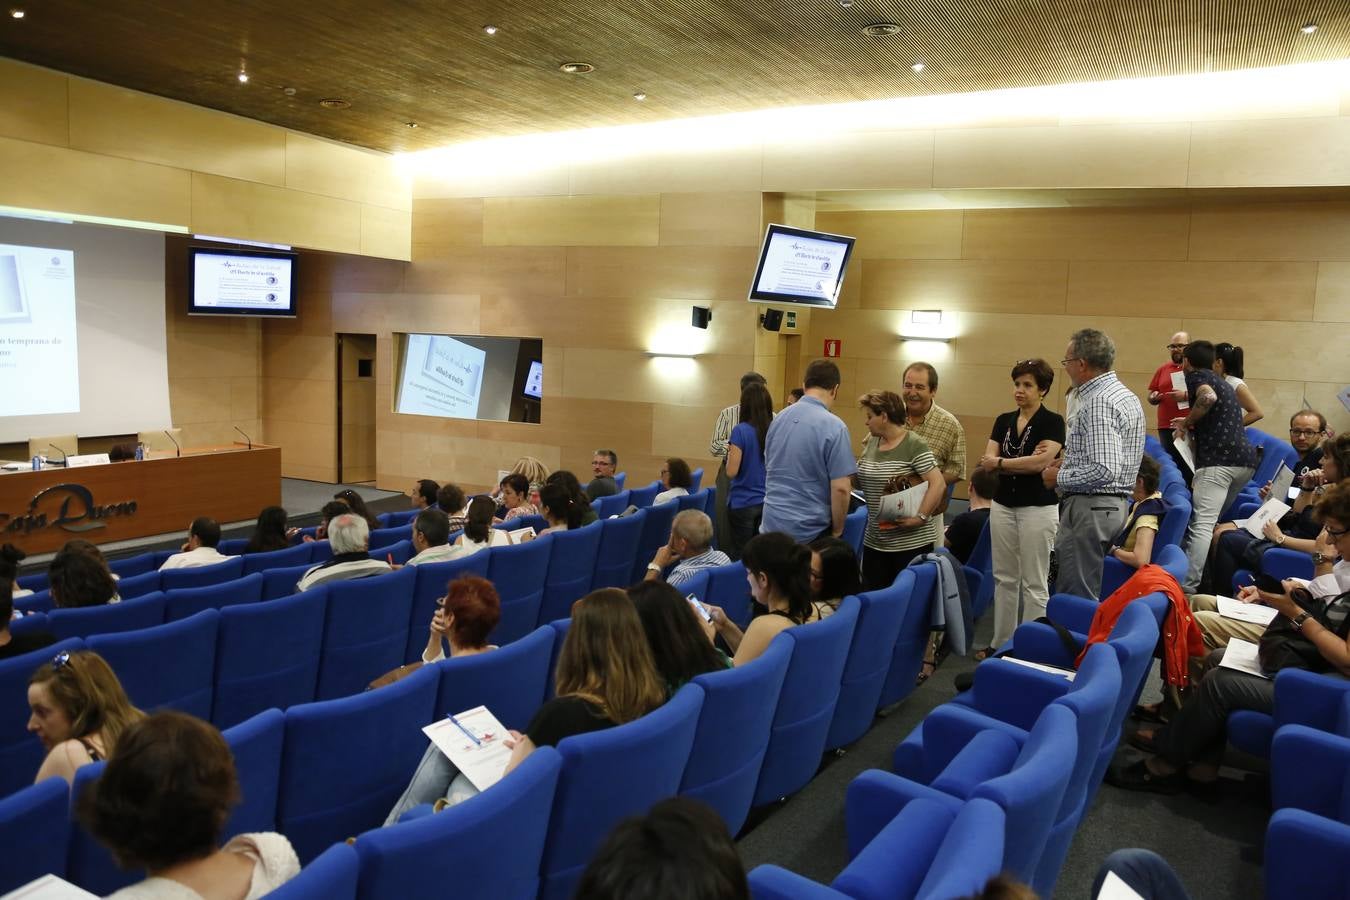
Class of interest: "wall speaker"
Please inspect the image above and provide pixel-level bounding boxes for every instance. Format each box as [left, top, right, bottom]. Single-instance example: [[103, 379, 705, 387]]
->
[[760, 309, 784, 332], [691, 306, 712, 329]]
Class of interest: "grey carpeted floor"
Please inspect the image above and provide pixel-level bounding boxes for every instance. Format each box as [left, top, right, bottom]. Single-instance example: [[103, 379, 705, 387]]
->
[[734, 612, 1269, 899]]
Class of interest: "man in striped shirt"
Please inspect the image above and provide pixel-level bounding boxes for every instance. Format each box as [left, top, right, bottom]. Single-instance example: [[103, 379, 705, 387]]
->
[[1042, 328, 1146, 599], [643, 510, 730, 587], [902, 362, 967, 549]]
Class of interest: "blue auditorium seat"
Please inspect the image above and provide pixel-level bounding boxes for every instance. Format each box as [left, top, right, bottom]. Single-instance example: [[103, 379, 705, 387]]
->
[[368, 524, 412, 550], [676, 487, 711, 513], [316, 568, 416, 700], [213, 589, 326, 728], [14, 589, 51, 613], [1229, 668, 1350, 760], [841, 506, 867, 559], [48, 592, 166, 640], [9, 610, 49, 637], [494, 514, 549, 535], [352, 746, 562, 900], [278, 665, 439, 863], [68, 760, 138, 894], [160, 555, 246, 591], [107, 553, 156, 579], [16, 570, 49, 592], [372, 539, 414, 565], [681, 635, 791, 834], [827, 572, 911, 750], [538, 524, 603, 626], [378, 509, 419, 528], [690, 466, 704, 491], [0, 778, 70, 894], [754, 597, 859, 805], [486, 536, 553, 644], [1266, 808, 1350, 900], [164, 572, 264, 622], [87, 610, 219, 719], [0, 638, 83, 797], [266, 842, 359, 900], [432, 625, 553, 730], [592, 490, 630, 519], [1099, 541, 1188, 599], [242, 541, 315, 574], [590, 510, 645, 591], [877, 561, 938, 709], [627, 481, 661, 508], [614, 472, 627, 490], [403, 552, 492, 662], [539, 683, 704, 900], [217, 537, 249, 555], [261, 563, 317, 600], [221, 708, 285, 837], [964, 520, 993, 619], [847, 703, 1077, 884], [703, 561, 753, 630], [113, 569, 162, 599], [630, 502, 678, 584]]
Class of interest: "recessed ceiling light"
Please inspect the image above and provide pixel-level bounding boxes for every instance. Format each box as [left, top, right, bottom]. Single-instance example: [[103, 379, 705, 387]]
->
[[9, 9, 24, 18], [559, 61, 595, 74], [862, 22, 902, 37], [405, 121, 419, 128], [318, 98, 351, 109], [483, 24, 498, 35], [282, 86, 296, 96], [237, 71, 249, 83], [633, 92, 647, 101], [1300, 22, 1318, 34], [838, 0, 853, 7], [911, 62, 925, 73]]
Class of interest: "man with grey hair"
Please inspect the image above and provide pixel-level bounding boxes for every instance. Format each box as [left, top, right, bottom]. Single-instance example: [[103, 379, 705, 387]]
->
[[643, 509, 730, 587], [296, 513, 393, 592], [1042, 328, 1145, 599]]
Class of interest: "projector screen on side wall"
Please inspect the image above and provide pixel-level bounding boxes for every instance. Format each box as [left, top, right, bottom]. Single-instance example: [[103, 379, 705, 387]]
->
[[0, 219, 173, 443], [747, 223, 856, 309], [394, 334, 543, 424]]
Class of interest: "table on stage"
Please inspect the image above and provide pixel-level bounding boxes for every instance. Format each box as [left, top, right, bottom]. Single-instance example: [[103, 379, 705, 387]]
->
[[0, 444, 281, 554]]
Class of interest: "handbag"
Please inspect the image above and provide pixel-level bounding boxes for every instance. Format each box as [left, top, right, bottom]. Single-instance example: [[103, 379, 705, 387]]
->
[[1257, 589, 1350, 674], [367, 661, 424, 691]]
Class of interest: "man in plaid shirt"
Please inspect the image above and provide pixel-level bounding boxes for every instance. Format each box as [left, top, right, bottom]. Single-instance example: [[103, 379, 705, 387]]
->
[[1042, 328, 1145, 599]]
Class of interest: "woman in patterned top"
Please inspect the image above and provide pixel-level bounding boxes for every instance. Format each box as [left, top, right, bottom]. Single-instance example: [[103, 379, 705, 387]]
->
[[854, 390, 945, 592]]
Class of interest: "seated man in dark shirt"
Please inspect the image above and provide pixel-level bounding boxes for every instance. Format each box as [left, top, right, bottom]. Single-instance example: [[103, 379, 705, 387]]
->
[[585, 448, 620, 500], [945, 468, 997, 565]]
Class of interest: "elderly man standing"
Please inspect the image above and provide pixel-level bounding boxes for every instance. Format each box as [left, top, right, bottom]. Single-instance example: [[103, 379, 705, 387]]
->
[[1147, 331, 1191, 481], [902, 362, 967, 549], [1042, 329, 1145, 599]]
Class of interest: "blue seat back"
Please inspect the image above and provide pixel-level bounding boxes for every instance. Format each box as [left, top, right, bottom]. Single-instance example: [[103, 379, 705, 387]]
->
[[48, 592, 166, 640], [682, 637, 792, 834], [690, 467, 704, 491], [966, 521, 994, 618], [108, 553, 156, 579], [267, 842, 359, 900], [676, 488, 710, 513], [878, 561, 938, 708], [218, 537, 249, 555], [68, 761, 138, 894], [0, 778, 70, 894], [545, 619, 570, 699], [433, 626, 554, 730], [242, 542, 315, 574], [828, 573, 912, 750], [540, 684, 704, 900], [261, 563, 316, 600], [87, 610, 219, 718], [1158, 497, 1191, 548], [160, 556, 246, 591], [754, 597, 860, 805], [628, 481, 661, 508], [1248, 429, 1299, 489], [704, 561, 753, 630], [679, 570, 711, 605], [373, 540, 414, 565], [631, 502, 678, 584], [317, 568, 416, 700], [213, 589, 326, 728], [590, 510, 646, 591], [164, 572, 264, 622], [485, 536, 553, 644], [914, 797, 1008, 900], [842, 506, 867, 557], [593, 490, 631, 519], [404, 552, 492, 663], [614, 472, 627, 490], [353, 746, 562, 900], [0, 638, 84, 797], [538, 525, 603, 626], [115, 569, 162, 599], [279, 666, 439, 863], [221, 708, 285, 837], [310, 539, 334, 564], [9, 611, 49, 636], [494, 514, 549, 535], [15, 589, 52, 614], [378, 509, 419, 528], [368, 524, 412, 550], [16, 570, 49, 592]]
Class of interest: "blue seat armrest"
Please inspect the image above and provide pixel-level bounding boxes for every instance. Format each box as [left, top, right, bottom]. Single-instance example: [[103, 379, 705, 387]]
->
[[969, 659, 1075, 732], [893, 704, 1029, 782], [844, 771, 960, 860], [928, 729, 1022, 799], [1265, 809, 1350, 900], [1275, 669, 1350, 732], [747, 866, 848, 900], [1228, 711, 1275, 758], [1007, 622, 1080, 669], [1271, 725, 1350, 818], [1046, 593, 1099, 633]]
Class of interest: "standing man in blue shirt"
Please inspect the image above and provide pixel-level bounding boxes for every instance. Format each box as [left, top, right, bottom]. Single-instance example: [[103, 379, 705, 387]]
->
[[761, 359, 857, 542]]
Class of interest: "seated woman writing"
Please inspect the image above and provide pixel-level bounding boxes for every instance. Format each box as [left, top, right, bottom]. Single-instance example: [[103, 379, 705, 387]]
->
[[708, 532, 817, 666]]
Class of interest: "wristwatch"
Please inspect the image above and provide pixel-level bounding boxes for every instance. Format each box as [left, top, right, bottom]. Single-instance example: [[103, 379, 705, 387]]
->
[[1292, 612, 1311, 631], [917, 513, 930, 523], [1313, 552, 1327, 566], [646, 562, 662, 573]]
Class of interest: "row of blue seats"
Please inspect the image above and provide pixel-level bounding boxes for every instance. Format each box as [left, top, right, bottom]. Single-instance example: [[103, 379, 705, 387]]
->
[[1, 554, 951, 899]]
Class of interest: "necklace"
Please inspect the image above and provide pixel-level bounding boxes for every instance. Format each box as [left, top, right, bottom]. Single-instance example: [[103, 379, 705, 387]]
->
[[1002, 413, 1034, 458]]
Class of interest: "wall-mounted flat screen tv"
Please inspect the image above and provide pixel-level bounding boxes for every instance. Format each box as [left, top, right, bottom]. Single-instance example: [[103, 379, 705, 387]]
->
[[522, 359, 543, 401], [747, 224, 855, 309], [188, 246, 297, 317]]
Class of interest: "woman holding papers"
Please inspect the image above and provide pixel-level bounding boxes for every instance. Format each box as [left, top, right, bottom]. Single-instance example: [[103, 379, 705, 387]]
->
[[975, 360, 1066, 659], [386, 588, 664, 822], [1111, 482, 1350, 795], [853, 390, 945, 592]]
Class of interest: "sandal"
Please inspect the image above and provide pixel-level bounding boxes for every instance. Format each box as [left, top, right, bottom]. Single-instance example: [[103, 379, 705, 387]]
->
[[916, 659, 936, 685], [972, 646, 998, 662], [1105, 758, 1185, 795]]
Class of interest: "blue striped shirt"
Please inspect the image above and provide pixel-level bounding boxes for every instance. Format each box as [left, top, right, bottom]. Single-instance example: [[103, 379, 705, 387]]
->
[[1057, 371, 1145, 497]]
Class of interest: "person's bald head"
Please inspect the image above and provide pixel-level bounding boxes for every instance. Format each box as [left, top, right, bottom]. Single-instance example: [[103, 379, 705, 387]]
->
[[1168, 331, 1189, 365]]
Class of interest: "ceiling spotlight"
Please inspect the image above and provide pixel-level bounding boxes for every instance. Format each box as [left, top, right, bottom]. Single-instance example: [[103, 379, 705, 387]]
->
[[237, 71, 249, 83], [405, 121, 419, 128], [318, 98, 351, 109], [862, 22, 902, 36], [559, 61, 595, 74], [483, 24, 498, 34], [839, 0, 853, 7], [282, 86, 296, 96], [9, 9, 24, 18], [911, 62, 925, 73], [633, 91, 646, 101], [1300, 22, 1318, 34]]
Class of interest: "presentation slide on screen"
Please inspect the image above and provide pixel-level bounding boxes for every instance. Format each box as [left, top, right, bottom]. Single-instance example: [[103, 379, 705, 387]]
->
[[397, 334, 489, 419], [193, 252, 293, 311], [0, 242, 80, 418], [755, 232, 849, 302], [523, 360, 543, 400]]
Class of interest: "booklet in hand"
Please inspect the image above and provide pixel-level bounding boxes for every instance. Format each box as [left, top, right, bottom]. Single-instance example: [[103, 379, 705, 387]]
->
[[422, 705, 515, 792], [1243, 498, 1290, 538], [877, 481, 927, 526]]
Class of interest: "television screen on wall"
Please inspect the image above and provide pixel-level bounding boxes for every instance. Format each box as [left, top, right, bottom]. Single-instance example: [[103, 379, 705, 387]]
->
[[188, 247, 297, 317], [747, 224, 855, 309], [394, 333, 543, 424]]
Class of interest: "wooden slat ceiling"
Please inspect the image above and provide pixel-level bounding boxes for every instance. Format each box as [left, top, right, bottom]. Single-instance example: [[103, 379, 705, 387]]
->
[[1, 0, 1347, 153]]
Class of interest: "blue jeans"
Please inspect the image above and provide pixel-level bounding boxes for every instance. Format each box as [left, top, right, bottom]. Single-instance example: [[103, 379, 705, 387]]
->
[[383, 742, 481, 826], [1092, 849, 1191, 900]]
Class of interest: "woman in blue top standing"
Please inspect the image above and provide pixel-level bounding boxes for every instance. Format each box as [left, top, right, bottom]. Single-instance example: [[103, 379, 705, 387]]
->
[[725, 381, 773, 560]]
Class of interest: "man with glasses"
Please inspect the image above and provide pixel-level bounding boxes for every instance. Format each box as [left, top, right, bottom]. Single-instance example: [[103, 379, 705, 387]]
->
[[1147, 331, 1192, 482], [902, 361, 967, 550], [1287, 410, 1330, 484], [585, 449, 620, 501], [1042, 328, 1145, 599]]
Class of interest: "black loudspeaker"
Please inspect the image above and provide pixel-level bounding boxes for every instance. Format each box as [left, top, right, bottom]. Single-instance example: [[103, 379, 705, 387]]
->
[[760, 309, 784, 332], [691, 306, 712, 329]]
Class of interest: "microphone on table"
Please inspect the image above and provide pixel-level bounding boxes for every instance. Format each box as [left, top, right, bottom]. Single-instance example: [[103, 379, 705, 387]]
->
[[164, 430, 181, 458], [234, 425, 253, 450], [48, 443, 70, 467]]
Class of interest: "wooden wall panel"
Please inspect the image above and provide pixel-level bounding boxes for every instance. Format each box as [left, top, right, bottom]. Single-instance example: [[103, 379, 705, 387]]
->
[[933, 124, 1192, 188], [1187, 118, 1350, 187], [1314, 262, 1350, 323], [861, 259, 1069, 314], [412, 199, 485, 249], [1066, 260, 1318, 321], [482, 195, 660, 247], [0, 58, 68, 146], [660, 192, 763, 247], [569, 145, 764, 195], [762, 130, 935, 191], [960, 207, 1191, 260], [403, 246, 567, 297], [815, 210, 963, 260], [190, 172, 363, 255], [1188, 201, 1350, 261], [565, 245, 758, 300], [360, 204, 413, 261], [285, 133, 411, 211]]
